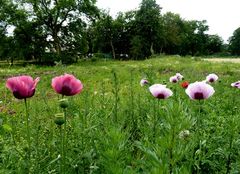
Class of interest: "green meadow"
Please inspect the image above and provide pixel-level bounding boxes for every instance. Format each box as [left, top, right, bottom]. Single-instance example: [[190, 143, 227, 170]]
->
[[0, 56, 240, 173]]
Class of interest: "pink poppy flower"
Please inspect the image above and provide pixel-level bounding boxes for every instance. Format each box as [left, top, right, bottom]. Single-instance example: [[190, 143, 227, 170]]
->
[[52, 74, 83, 96], [206, 73, 218, 83], [185, 81, 215, 100], [169, 76, 178, 83], [149, 84, 173, 99], [6, 75, 40, 99], [140, 79, 149, 86], [176, 73, 184, 80], [231, 81, 240, 88]]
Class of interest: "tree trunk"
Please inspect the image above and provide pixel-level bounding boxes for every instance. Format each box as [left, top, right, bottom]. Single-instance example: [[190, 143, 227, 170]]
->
[[53, 31, 61, 57], [10, 57, 14, 66], [150, 42, 154, 55], [110, 40, 116, 59]]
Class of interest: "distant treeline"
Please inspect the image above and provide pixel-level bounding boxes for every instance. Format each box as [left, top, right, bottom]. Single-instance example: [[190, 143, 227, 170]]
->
[[0, 0, 240, 64]]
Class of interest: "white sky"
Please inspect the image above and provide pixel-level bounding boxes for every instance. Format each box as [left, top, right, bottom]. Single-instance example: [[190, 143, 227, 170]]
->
[[96, 0, 240, 43]]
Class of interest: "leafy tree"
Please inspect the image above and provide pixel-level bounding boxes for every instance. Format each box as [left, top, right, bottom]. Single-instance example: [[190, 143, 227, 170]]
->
[[92, 12, 116, 58], [132, 0, 162, 59], [160, 12, 184, 54], [229, 27, 240, 55], [206, 35, 223, 54], [91, 11, 136, 59], [1, 0, 99, 62]]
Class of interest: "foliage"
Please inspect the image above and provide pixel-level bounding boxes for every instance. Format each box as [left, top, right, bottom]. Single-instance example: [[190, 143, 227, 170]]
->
[[132, 0, 162, 59], [229, 27, 240, 55], [0, 0, 235, 62]]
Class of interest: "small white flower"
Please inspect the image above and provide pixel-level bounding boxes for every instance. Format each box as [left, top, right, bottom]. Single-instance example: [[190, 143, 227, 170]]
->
[[140, 79, 149, 86], [149, 84, 173, 99], [169, 76, 178, 83], [206, 73, 218, 83], [176, 73, 184, 80]]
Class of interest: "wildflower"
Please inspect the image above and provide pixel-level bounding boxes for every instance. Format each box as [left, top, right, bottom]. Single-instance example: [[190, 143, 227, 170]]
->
[[149, 84, 173, 99], [176, 73, 184, 80], [206, 73, 218, 83], [231, 81, 240, 88], [169, 76, 178, 83], [52, 74, 83, 96], [185, 81, 215, 100], [6, 75, 40, 99], [181, 81, 189, 89], [140, 79, 149, 86]]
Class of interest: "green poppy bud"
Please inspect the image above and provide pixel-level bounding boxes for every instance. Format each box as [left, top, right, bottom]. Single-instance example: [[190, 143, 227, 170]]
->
[[59, 98, 69, 109], [54, 113, 65, 126]]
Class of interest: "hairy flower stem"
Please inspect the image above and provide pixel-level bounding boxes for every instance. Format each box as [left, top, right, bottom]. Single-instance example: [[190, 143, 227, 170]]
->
[[196, 100, 204, 174], [112, 71, 119, 123], [63, 108, 67, 174], [152, 100, 160, 143], [24, 98, 31, 173], [226, 135, 233, 174], [59, 125, 64, 174]]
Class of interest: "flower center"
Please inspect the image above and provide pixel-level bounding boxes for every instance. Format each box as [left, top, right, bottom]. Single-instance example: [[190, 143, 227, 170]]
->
[[13, 90, 24, 99], [209, 78, 214, 82], [157, 93, 165, 99], [194, 92, 204, 99], [61, 85, 72, 95]]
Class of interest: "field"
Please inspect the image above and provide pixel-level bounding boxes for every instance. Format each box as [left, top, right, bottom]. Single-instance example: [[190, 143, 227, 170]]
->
[[0, 56, 240, 173]]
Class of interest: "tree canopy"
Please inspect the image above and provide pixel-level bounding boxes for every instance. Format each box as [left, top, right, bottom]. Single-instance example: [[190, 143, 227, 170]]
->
[[229, 27, 240, 55], [0, 0, 235, 63]]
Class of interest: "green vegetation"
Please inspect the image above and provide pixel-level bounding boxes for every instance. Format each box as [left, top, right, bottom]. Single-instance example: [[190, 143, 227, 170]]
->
[[0, 56, 240, 173]]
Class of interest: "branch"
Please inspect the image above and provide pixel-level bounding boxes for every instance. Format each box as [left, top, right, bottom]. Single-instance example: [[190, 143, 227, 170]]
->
[[59, 8, 73, 27]]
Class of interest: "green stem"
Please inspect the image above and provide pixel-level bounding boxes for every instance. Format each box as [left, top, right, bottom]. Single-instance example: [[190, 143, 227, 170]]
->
[[153, 100, 159, 142], [24, 98, 31, 173], [60, 125, 64, 174], [196, 100, 203, 174], [63, 108, 67, 174], [169, 127, 175, 174]]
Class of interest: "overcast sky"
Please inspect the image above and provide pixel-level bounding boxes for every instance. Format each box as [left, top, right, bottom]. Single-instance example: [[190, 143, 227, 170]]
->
[[96, 0, 240, 43]]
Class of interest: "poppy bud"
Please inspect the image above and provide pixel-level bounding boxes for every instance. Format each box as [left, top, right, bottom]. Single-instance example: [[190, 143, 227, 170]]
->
[[54, 113, 65, 126], [59, 98, 69, 109]]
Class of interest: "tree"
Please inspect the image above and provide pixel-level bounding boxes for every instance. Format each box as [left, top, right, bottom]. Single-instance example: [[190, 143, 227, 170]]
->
[[133, 0, 162, 59], [206, 35, 223, 54], [91, 11, 136, 59], [92, 12, 116, 58], [160, 12, 184, 54], [229, 27, 240, 55], [0, 0, 98, 62]]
